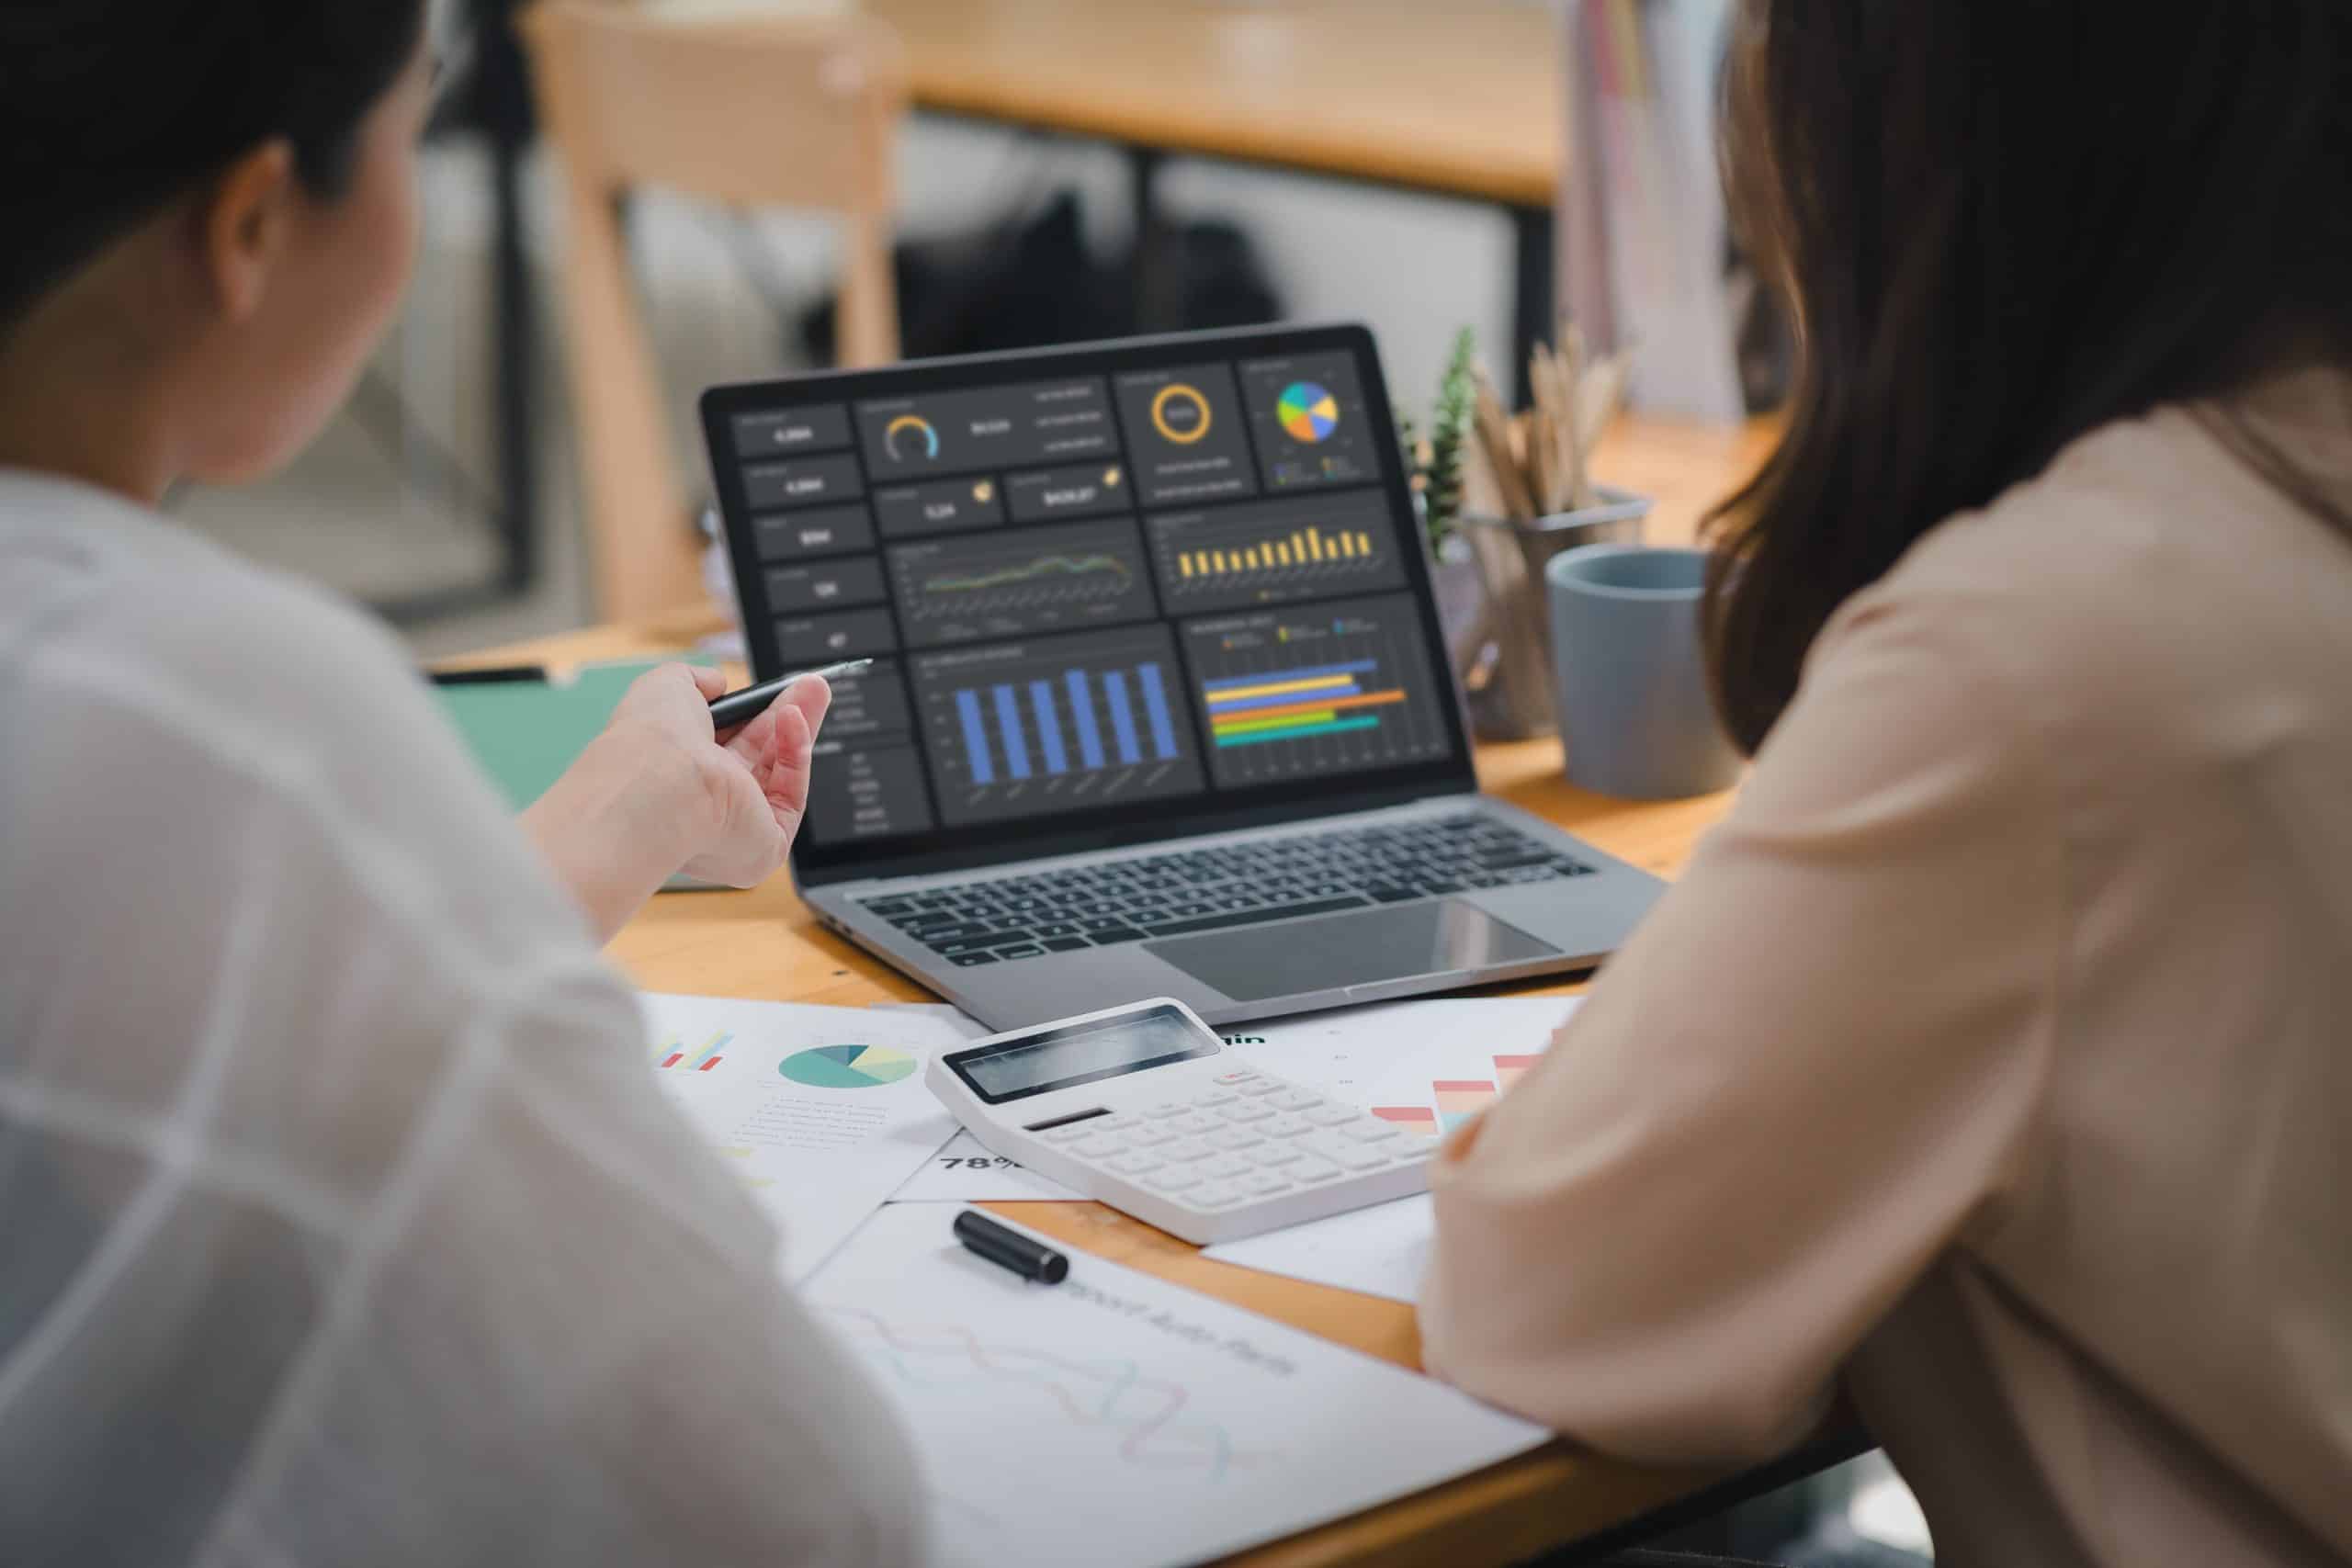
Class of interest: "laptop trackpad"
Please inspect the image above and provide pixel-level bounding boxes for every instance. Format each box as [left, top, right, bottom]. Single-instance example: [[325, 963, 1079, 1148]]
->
[[1147, 900, 1562, 1004]]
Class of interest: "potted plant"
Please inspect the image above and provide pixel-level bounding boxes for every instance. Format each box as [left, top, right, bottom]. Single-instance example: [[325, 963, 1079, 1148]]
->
[[1397, 327, 1485, 664]]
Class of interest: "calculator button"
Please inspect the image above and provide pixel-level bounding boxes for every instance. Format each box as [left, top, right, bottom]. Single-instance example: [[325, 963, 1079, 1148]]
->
[[1312, 1140, 1391, 1171], [1239, 1171, 1295, 1196], [1188, 1182, 1244, 1210], [1235, 1079, 1286, 1098], [1263, 1115, 1315, 1139], [1040, 1124, 1095, 1144], [1142, 1102, 1190, 1120], [1159, 1138, 1214, 1164], [1201, 1156, 1254, 1179], [1216, 1101, 1275, 1124], [1145, 1167, 1204, 1192], [1204, 1128, 1264, 1152], [1190, 1090, 1238, 1108], [1128, 1126, 1180, 1147], [1103, 1151, 1164, 1176], [1168, 1113, 1219, 1135], [1339, 1120, 1401, 1144], [1213, 1070, 1258, 1086], [1304, 1104, 1361, 1127], [1248, 1144, 1305, 1167], [1095, 1114, 1142, 1132], [1071, 1135, 1125, 1159], [1288, 1157, 1343, 1183], [1267, 1089, 1324, 1111]]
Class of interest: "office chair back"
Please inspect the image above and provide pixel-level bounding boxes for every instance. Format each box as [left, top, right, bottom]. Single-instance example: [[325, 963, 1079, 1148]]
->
[[521, 1, 906, 620]]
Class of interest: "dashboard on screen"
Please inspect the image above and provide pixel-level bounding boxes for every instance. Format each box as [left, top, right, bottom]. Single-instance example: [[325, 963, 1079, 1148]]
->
[[705, 327, 1472, 883]]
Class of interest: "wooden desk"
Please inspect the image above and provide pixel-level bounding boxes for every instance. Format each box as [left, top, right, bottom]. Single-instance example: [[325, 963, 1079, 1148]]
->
[[866, 0, 1567, 400], [467, 415, 1838, 1564], [871, 0, 1561, 209]]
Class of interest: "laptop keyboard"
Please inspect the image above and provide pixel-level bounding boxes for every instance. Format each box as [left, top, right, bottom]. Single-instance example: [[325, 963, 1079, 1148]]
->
[[856, 815, 1594, 967]]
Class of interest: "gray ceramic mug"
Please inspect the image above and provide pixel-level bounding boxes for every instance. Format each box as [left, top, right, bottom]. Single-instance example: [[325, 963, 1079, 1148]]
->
[[1545, 544, 1743, 799]]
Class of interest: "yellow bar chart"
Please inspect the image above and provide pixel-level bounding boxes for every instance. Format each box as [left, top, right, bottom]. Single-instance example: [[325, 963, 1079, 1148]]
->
[[1174, 525, 1375, 580]]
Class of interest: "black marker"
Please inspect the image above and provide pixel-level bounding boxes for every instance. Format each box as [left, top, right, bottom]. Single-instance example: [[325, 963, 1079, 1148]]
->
[[707, 658, 873, 729], [955, 1210, 1069, 1285]]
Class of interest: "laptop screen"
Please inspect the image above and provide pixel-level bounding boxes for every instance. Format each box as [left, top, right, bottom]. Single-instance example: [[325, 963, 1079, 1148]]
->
[[702, 324, 1476, 885]]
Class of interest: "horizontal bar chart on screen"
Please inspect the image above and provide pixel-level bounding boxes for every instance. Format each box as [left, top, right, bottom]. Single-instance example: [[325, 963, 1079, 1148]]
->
[[1180, 594, 1452, 784]]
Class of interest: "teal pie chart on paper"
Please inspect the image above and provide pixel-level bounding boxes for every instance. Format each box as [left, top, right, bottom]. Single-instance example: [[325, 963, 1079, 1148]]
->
[[779, 1043, 919, 1089]]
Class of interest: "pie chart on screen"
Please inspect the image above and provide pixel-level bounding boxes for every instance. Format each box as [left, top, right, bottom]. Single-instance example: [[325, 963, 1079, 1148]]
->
[[1277, 382, 1341, 444], [778, 1043, 919, 1089]]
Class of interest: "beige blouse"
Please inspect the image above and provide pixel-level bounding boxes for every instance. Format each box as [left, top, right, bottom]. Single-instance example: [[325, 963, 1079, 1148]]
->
[[1421, 372, 2352, 1568]]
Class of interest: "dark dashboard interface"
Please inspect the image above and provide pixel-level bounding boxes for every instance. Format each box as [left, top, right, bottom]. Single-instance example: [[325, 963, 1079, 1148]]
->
[[710, 332, 1463, 871]]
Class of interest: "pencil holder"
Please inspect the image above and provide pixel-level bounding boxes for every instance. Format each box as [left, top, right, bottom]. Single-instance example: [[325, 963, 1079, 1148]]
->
[[1453, 488, 1650, 740]]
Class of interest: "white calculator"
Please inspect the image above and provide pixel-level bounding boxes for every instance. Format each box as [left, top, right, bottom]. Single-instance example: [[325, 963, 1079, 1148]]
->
[[927, 998, 1436, 1246]]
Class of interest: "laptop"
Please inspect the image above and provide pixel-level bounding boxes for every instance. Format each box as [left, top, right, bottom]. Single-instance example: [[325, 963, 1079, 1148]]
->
[[702, 322, 1664, 1029]]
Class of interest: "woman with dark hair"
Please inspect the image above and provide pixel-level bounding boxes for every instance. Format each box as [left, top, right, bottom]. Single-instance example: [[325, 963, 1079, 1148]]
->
[[1422, 5, 2350, 1564], [0, 5, 912, 1562]]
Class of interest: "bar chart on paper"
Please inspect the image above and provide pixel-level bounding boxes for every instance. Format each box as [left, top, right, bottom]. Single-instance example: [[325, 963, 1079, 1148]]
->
[[1370, 1055, 1543, 1135], [1180, 592, 1453, 787], [654, 1031, 732, 1072], [911, 625, 1207, 827], [1148, 492, 1407, 613]]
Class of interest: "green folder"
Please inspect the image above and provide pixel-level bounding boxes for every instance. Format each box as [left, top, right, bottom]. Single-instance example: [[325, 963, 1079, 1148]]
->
[[432, 658, 713, 810]]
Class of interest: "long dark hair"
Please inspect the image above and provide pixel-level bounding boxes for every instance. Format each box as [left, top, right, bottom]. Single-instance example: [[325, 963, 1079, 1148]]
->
[[1704, 2, 2352, 754], [0, 0, 426, 334]]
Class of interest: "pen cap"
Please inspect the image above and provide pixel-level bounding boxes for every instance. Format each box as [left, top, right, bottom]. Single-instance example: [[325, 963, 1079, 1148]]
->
[[954, 1210, 1069, 1284]]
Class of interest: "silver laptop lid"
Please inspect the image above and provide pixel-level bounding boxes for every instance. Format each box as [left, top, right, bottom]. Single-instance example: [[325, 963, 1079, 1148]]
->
[[700, 323, 1478, 888]]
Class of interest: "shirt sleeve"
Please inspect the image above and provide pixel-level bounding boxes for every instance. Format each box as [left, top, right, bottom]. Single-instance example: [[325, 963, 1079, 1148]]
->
[[1419, 586, 2064, 1467]]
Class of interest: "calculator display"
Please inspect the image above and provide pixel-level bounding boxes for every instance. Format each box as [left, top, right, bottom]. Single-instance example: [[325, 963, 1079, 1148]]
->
[[948, 1006, 1218, 1105]]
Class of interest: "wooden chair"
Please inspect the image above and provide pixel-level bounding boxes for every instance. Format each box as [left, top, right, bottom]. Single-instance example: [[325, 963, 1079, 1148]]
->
[[520, 1, 906, 621]]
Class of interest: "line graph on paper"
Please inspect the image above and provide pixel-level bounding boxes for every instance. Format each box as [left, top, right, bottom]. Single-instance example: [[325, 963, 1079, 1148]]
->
[[819, 1306, 1275, 1480]]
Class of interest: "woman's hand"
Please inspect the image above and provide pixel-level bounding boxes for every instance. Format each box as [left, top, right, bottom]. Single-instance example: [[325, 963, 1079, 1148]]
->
[[627, 663, 831, 888], [520, 663, 831, 942]]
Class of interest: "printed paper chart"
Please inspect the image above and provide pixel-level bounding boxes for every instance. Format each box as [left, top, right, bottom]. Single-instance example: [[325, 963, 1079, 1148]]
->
[[640, 992, 967, 1279], [1221, 996, 1580, 1124], [780, 1043, 919, 1089], [1370, 1053, 1544, 1137], [809, 1206, 1545, 1568]]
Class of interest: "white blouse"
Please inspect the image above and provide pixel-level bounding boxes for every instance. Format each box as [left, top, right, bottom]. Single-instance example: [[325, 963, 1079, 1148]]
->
[[0, 474, 920, 1564]]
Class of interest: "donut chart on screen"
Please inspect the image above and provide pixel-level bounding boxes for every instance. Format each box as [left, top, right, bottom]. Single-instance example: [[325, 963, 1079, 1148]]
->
[[1276, 382, 1341, 444]]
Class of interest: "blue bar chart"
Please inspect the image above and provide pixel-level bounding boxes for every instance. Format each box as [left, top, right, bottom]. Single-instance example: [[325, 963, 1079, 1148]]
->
[[912, 626, 1204, 827]]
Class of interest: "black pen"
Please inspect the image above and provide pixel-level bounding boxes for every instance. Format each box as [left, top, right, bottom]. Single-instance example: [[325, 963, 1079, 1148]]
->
[[954, 1210, 1070, 1285], [427, 663, 548, 687], [707, 658, 873, 729]]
